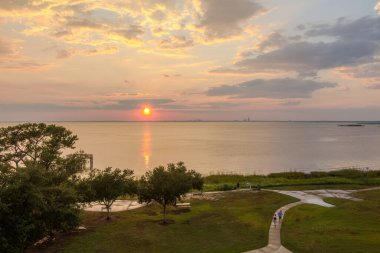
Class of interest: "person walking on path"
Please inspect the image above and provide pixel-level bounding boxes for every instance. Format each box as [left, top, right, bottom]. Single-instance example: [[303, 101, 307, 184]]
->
[[273, 214, 277, 228], [277, 209, 283, 223]]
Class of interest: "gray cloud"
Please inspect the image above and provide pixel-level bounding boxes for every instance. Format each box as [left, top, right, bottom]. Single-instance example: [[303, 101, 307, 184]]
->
[[234, 40, 377, 76], [256, 32, 289, 52], [305, 16, 380, 41], [206, 78, 336, 99], [197, 0, 264, 39], [296, 24, 306, 31], [341, 62, 380, 80], [214, 16, 380, 76], [368, 83, 380, 89], [238, 32, 301, 58]]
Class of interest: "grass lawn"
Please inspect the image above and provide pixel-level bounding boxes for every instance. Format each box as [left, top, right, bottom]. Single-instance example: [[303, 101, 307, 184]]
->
[[32, 191, 296, 253], [282, 190, 380, 253]]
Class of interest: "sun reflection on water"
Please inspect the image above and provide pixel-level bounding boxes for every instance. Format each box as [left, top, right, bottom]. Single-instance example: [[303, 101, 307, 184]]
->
[[142, 123, 151, 168]]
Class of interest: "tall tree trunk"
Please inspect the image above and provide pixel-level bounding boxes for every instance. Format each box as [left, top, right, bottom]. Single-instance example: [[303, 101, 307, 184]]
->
[[163, 204, 166, 224], [107, 206, 111, 220]]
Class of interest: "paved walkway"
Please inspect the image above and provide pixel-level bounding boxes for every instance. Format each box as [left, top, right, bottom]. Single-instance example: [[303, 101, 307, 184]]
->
[[243, 201, 302, 253], [243, 187, 380, 253], [268, 189, 363, 207], [355, 186, 380, 192], [83, 200, 144, 212]]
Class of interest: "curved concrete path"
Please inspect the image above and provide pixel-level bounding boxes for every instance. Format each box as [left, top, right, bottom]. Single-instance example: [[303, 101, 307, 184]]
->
[[84, 200, 144, 212], [243, 201, 302, 253]]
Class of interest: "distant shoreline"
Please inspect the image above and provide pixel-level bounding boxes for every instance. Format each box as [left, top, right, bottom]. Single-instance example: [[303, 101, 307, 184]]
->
[[2, 120, 380, 124]]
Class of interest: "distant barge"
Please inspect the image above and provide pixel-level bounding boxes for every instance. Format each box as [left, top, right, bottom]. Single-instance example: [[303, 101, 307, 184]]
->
[[338, 124, 364, 127]]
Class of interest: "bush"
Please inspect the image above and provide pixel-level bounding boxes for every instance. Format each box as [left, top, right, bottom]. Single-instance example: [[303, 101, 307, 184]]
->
[[216, 184, 236, 191]]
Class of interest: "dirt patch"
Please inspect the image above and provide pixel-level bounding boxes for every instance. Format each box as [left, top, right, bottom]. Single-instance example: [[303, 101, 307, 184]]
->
[[156, 219, 175, 226]]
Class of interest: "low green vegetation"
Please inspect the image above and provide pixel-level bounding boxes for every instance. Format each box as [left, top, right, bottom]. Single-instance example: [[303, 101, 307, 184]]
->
[[282, 190, 380, 253], [33, 191, 297, 253], [203, 169, 380, 191]]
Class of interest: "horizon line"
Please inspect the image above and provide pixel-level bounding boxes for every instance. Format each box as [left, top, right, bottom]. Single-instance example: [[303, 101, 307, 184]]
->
[[1, 120, 380, 123]]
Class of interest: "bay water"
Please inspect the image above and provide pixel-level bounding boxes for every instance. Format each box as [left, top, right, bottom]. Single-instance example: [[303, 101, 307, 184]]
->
[[1, 122, 380, 176]]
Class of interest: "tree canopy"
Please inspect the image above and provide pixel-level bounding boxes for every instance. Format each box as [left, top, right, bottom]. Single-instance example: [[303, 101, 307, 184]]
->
[[138, 162, 203, 223], [0, 123, 86, 252], [0, 165, 81, 253], [0, 123, 79, 170], [80, 167, 137, 220]]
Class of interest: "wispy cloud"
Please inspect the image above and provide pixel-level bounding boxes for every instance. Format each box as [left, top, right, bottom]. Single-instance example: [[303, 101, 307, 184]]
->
[[338, 62, 380, 85], [0, 37, 48, 70]]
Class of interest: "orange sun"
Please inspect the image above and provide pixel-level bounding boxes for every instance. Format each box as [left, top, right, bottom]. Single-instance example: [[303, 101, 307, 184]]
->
[[143, 107, 151, 116]]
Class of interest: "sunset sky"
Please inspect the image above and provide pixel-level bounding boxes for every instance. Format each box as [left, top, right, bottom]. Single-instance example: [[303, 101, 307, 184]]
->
[[1, 0, 380, 121]]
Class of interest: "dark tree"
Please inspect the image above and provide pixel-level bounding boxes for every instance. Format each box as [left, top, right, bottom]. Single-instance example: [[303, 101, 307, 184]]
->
[[0, 123, 87, 252], [83, 167, 137, 220], [189, 169, 204, 191], [138, 162, 203, 224], [0, 166, 81, 253], [0, 123, 78, 170]]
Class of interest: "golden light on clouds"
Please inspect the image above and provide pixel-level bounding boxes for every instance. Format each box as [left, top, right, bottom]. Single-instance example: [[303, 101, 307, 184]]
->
[[375, 2, 380, 14], [1, 0, 380, 121]]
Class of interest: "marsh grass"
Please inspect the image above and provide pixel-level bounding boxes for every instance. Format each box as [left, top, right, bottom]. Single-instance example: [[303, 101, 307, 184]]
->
[[204, 169, 380, 191]]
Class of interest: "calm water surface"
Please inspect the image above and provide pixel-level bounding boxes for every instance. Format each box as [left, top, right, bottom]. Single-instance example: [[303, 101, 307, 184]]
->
[[2, 122, 380, 175]]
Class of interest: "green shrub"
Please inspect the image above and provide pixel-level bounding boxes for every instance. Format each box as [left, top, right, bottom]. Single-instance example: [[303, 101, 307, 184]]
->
[[216, 183, 236, 191]]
